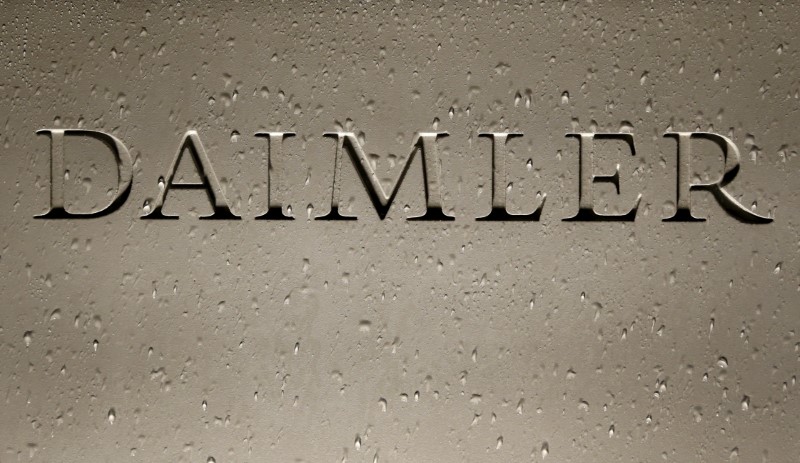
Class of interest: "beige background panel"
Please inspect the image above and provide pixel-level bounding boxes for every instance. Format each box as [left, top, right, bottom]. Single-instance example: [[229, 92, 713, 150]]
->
[[0, 1, 797, 462]]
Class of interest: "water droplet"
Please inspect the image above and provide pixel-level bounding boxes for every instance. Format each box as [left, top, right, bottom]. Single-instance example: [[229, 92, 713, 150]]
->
[[107, 408, 116, 424]]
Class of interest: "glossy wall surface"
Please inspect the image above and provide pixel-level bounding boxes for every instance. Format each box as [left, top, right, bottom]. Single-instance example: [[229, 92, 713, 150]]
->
[[0, 1, 798, 462]]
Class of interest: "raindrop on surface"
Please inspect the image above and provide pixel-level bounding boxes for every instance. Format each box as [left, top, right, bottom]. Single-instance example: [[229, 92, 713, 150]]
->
[[107, 408, 115, 424]]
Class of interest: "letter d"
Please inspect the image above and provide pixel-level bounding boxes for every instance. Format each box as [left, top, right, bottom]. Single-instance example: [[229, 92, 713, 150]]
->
[[36, 129, 133, 218]]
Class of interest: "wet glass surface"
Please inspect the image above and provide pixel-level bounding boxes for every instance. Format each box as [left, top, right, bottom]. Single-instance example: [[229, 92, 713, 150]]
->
[[0, 2, 797, 461]]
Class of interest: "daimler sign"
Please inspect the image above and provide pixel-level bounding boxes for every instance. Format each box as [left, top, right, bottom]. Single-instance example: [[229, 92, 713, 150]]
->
[[6, 1, 799, 462], [35, 128, 773, 223]]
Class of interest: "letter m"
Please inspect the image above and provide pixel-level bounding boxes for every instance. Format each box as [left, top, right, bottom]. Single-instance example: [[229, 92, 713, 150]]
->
[[316, 132, 453, 221]]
